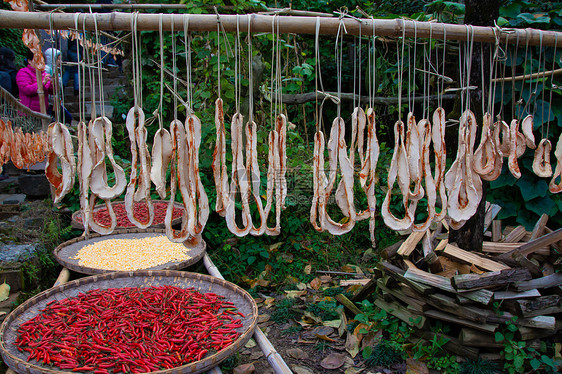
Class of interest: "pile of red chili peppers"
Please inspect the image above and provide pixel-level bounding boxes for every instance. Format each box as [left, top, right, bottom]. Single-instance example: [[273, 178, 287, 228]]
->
[[16, 286, 244, 373], [75, 202, 184, 228]]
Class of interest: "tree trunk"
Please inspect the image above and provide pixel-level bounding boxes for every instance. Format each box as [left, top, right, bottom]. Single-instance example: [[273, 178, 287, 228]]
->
[[449, 0, 499, 251]]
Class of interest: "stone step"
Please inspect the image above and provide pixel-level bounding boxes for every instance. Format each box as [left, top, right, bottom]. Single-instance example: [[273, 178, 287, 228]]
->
[[0, 194, 26, 205]]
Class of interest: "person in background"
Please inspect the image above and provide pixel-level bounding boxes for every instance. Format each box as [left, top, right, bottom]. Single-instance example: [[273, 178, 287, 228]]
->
[[0, 46, 18, 97], [16, 49, 53, 113], [43, 48, 72, 124], [62, 38, 80, 95]]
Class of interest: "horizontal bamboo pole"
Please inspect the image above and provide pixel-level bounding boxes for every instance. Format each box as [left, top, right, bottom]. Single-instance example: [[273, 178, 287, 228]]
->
[[491, 67, 562, 83], [0, 10, 560, 46]]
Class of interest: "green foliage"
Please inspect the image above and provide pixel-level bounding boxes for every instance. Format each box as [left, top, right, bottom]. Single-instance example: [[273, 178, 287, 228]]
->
[[459, 359, 499, 374], [306, 300, 340, 321], [280, 325, 302, 336], [271, 297, 299, 324], [412, 330, 459, 373], [363, 339, 404, 367]]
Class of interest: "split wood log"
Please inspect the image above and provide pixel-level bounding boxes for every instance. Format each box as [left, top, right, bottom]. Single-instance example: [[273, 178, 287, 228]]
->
[[492, 220, 502, 242], [515, 273, 562, 291], [519, 326, 559, 341], [494, 289, 541, 300], [376, 279, 428, 313], [414, 330, 479, 361], [425, 293, 489, 323], [502, 225, 527, 243], [511, 252, 542, 278], [458, 328, 503, 348], [443, 244, 510, 272], [452, 268, 531, 290], [350, 278, 377, 302], [529, 214, 549, 241], [514, 316, 556, 330], [335, 294, 362, 315], [482, 242, 550, 256], [544, 227, 562, 252], [499, 227, 562, 262], [376, 262, 433, 294], [339, 279, 371, 286], [397, 231, 426, 256], [516, 295, 562, 317], [424, 309, 498, 334], [374, 298, 426, 328], [382, 239, 405, 260], [483, 203, 502, 233]]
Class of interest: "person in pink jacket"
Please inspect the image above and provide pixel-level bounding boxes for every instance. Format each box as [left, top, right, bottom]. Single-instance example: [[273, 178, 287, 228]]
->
[[16, 50, 53, 113]]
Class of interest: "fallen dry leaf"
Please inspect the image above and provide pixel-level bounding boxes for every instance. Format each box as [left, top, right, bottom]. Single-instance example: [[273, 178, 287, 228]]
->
[[249, 351, 264, 360], [361, 330, 383, 350], [309, 277, 322, 290], [304, 264, 312, 275], [353, 323, 370, 340], [338, 308, 348, 337], [268, 242, 284, 251], [257, 314, 271, 323], [286, 348, 309, 360], [321, 352, 347, 370], [264, 298, 276, 307], [285, 290, 306, 298], [292, 365, 314, 374], [296, 282, 307, 290], [0, 282, 9, 302], [319, 275, 332, 284], [345, 332, 360, 358], [406, 358, 429, 374], [322, 319, 341, 328], [278, 252, 294, 263], [344, 368, 364, 374], [233, 363, 255, 374], [315, 334, 336, 342], [244, 339, 257, 349], [297, 338, 316, 344]]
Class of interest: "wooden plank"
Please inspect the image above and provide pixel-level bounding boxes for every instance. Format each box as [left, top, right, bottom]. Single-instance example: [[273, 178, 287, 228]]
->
[[483, 203, 502, 233], [404, 267, 455, 293], [519, 327, 558, 341], [376, 262, 433, 295], [397, 230, 426, 256], [452, 268, 532, 290], [425, 293, 488, 322], [424, 309, 498, 333], [459, 328, 502, 348], [443, 244, 510, 272], [376, 280, 428, 313], [500, 227, 562, 261], [515, 316, 556, 330], [435, 256, 471, 278], [335, 294, 362, 315], [516, 295, 562, 317], [544, 227, 562, 252], [382, 239, 405, 260], [482, 242, 549, 256], [492, 220, 502, 242], [462, 289, 494, 305], [503, 225, 527, 243], [340, 279, 371, 286], [494, 289, 541, 300], [529, 214, 549, 241], [515, 273, 562, 291], [374, 299, 426, 328]]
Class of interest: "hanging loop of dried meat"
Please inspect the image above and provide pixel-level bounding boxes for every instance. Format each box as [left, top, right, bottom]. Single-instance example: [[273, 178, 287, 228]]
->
[[45, 121, 76, 204], [321, 117, 356, 235], [89, 116, 127, 200], [265, 127, 282, 235], [150, 125, 173, 200], [77, 120, 94, 235], [212, 98, 229, 217], [508, 119, 522, 179], [473, 112, 497, 177], [533, 138, 553, 178], [359, 108, 380, 244], [405, 112, 424, 202], [412, 119, 437, 232], [277, 114, 288, 211], [432, 108, 448, 223], [185, 114, 209, 237], [445, 110, 482, 227], [245, 119, 266, 236], [225, 113, 252, 237], [165, 120, 193, 242], [521, 115, 536, 149], [382, 120, 413, 231], [310, 129, 327, 232], [124, 106, 154, 229], [549, 134, 562, 193]]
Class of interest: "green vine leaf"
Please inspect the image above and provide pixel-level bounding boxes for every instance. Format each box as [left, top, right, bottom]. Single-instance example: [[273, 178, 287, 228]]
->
[[516, 174, 549, 201]]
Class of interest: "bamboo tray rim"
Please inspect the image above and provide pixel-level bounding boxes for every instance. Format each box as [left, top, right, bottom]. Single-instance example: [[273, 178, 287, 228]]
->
[[53, 228, 206, 275], [0, 270, 258, 374]]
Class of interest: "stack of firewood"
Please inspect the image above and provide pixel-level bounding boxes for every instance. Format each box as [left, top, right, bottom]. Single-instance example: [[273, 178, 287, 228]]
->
[[365, 209, 562, 360]]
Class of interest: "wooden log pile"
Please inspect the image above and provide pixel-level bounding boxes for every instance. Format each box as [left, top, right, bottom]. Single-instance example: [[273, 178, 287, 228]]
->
[[361, 207, 562, 360]]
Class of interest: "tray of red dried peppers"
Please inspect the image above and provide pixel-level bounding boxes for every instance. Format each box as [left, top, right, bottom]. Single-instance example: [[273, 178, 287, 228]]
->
[[0, 270, 258, 374]]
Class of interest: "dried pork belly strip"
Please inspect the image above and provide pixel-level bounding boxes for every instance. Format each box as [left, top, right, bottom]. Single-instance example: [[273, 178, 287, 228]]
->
[[185, 114, 209, 236], [521, 115, 536, 149], [322, 117, 356, 235], [348, 107, 370, 221], [150, 126, 173, 200], [412, 119, 436, 232], [212, 98, 229, 216], [165, 120, 192, 242], [88, 196, 117, 235], [445, 111, 481, 223], [361, 108, 380, 243], [276, 114, 288, 209], [310, 130, 326, 232], [264, 128, 282, 235], [89, 116, 127, 200], [549, 134, 562, 193], [382, 120, 413, 231], [473, 113, 496, 176], [124, 106, 154, 229], [533, 139, 553, 178], [45, 122, 76, 204], [225, 113, 252, 237], [77, 121, 94, 234], [11, 128, 23, 169], [245, 119, 266, 236], [405, 113, 424, 201], [494, 120, 510, 157], [508, 119, 522, 179], [432, 108, 448, 222]]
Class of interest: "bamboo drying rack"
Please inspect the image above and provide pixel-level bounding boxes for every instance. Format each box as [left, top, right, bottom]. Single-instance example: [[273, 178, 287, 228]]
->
[[0, 10, 561, 46]]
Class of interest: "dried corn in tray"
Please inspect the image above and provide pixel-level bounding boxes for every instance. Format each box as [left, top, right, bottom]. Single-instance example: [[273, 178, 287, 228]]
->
[[54, 229, 206, 275]]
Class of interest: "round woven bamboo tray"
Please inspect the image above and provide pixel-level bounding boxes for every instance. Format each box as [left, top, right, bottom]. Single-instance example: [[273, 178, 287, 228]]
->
[[53, 228, 206, 275], [70, 200, 185, 230], [0, 270, 258, 374]]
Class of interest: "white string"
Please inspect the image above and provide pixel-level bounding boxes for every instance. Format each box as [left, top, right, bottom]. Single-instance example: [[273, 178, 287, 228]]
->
[[235, 15, 240, 113], [547, 34, 558, 139], [183, 15, 192, 113], [248, 14, 253, 123], [271, 16, 276, 129], [93, 13, 105, 117], [171, 14, 177, 121], [398, 19, 406, 119], [217, 13, 221, 97]]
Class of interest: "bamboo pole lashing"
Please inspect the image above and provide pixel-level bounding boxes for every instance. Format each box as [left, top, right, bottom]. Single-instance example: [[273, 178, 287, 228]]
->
[[0, 10, 560, 47]]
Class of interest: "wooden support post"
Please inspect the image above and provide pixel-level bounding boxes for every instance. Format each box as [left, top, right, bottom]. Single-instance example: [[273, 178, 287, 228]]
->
[[335, 294, 362, 315], [492, 220, 502, 242]]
